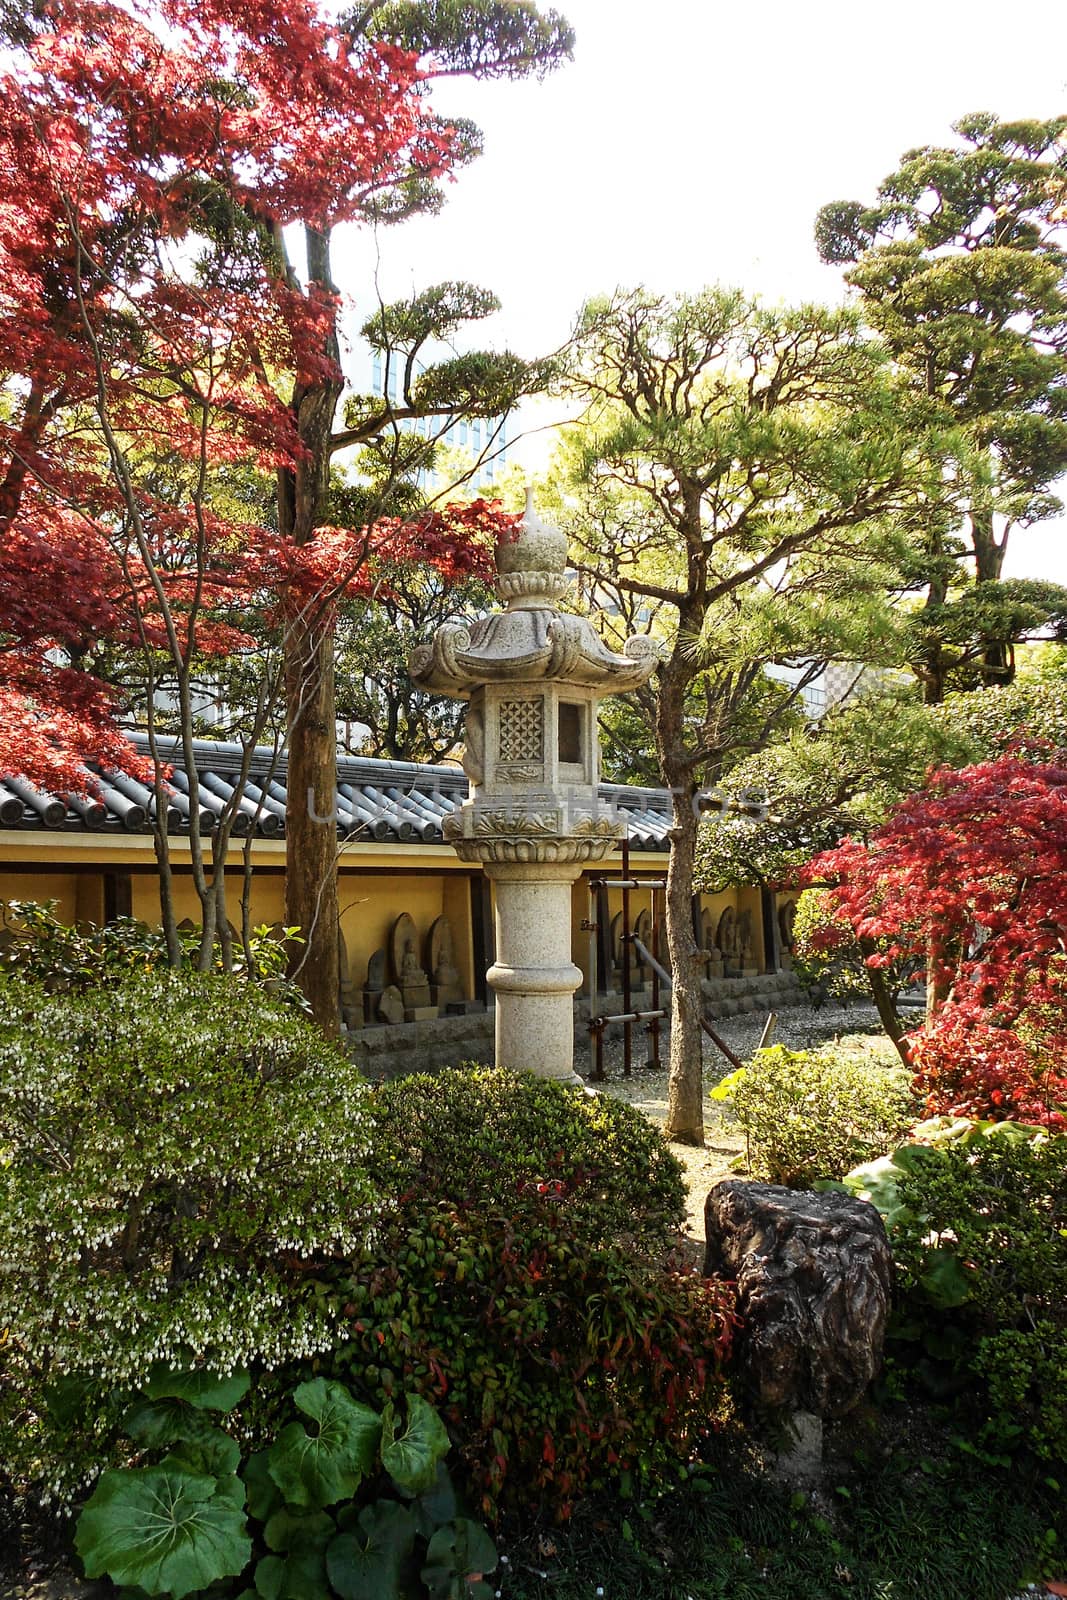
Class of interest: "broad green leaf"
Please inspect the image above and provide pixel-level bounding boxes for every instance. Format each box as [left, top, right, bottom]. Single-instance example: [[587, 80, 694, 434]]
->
[[412, 1462, 459, 1540], [76, 1466, 251, 1599], [143, 1366, 251, 1413], [160, 1437, 242, 1479], [255, 1510, 334, 1600], [125, 1400, 240, 1476], [244, 1450, 283, 1522], [421, 1518, 498, 1600], [381, 1394, 450, 1495], [264, 1508, 335, 1553], [326, 1501, 416, 1600], [267, 1380, 381, 1510], [44, 1375, 95, 1427], [886, 1143, 939, 1176]]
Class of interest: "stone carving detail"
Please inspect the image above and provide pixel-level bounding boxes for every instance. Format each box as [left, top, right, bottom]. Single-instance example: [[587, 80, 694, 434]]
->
[[571, 816, 621, 839], [703, 1180, 893, 1419], [496, 569, 571, 604], [624, 635, 661, 667], [476, 810, 559, 836], [449, 834, 619, 866], [779, 899, 797, 953], [494, 763, 544, 784], [498, 699, 544, 763]]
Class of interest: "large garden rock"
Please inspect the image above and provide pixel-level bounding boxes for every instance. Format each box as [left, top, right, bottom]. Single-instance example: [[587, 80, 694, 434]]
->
[[703, 1179, 892, 1418]]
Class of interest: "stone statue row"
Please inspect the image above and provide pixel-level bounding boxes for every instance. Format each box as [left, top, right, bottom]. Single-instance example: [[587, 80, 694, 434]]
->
[[605, 901, 760, 993], [339, 913, 475, 1028]]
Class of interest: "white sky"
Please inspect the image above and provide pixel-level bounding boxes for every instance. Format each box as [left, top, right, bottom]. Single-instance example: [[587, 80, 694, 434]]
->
[[334, 0, 1067, 582]]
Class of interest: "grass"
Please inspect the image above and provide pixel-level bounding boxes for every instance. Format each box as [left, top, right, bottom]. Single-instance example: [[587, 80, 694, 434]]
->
[[495, 1410, 1064, 1600]]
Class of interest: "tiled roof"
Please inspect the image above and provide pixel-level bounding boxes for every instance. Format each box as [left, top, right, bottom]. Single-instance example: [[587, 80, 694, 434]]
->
[[0, 732, 673, 850]]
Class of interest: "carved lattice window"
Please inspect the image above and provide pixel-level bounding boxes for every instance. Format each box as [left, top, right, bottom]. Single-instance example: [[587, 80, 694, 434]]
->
[[498, 699, 544, 763]]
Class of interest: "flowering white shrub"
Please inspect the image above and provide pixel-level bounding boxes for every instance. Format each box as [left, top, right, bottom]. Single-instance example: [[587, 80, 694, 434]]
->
[[0, 972, 375, 1500]]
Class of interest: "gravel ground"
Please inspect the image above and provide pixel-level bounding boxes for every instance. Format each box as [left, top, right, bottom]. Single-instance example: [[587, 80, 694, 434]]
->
[[587, 1000, 888, 1245]]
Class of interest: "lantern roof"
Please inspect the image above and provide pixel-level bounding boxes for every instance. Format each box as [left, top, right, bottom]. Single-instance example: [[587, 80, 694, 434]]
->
[[409, 488, 659, 697]]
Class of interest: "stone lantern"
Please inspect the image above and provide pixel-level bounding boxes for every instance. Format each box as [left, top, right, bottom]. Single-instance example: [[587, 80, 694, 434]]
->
[[410, 489, 657, 1079]]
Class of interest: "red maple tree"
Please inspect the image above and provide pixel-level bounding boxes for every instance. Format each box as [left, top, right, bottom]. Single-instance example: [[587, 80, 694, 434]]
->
[[0, 0, 552, 1002], [0, 0, 478, 782], [806, 752, 1067, 1128]]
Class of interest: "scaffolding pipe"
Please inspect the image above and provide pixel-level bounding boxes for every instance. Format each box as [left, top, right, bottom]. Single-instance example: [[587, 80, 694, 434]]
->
[[631, 936, 744, 1071]]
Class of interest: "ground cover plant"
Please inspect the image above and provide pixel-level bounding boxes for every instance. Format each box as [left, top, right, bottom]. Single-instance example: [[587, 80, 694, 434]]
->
[[75, 1371, 498, 1600], [493, 1426, 1064, 1600]]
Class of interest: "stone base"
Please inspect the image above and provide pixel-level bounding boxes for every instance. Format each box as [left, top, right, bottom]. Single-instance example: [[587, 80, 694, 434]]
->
[[445, 999, 484, 1016], [771, 1410, 824, 1484], [431, 984, 465, 1009], [405, 1005, 439, 1022]]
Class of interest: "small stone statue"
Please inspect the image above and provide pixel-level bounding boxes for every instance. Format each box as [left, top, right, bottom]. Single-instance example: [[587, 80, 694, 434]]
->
[[337, 927, 361, 1028], [633, 908, 653, 987], [699, 906, 724, 979], [377, 985, 405, 1025], [428, 914, 465, 1008], [362, 947, 386, 1023], [738, 908, 758, 975], [779, 899, 797, 968], [717, 907, 742, 976], [390, 913, 435, 1019]]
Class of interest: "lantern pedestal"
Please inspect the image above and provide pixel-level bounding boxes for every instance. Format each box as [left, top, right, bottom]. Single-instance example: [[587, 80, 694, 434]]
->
[[485, 862, 584, 1080]]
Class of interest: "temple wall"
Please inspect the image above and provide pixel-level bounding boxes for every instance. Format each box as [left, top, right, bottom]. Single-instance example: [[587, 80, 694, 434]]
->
[[0, 837, 784, 1015]]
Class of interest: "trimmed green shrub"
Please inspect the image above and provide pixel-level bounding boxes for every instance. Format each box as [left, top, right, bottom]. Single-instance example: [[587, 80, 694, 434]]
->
[[75, 1369, 496, 1600], [325, 1069, 735, 1520], [711, 1039, 915, 1186], [844, 1120, 1067, 1465], [363, 1065, 688, 1250], [0, 973, 375, 1502]]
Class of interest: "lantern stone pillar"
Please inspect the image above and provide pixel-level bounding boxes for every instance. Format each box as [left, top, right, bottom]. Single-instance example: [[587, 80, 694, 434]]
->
[[410, 489, 657, 1080]]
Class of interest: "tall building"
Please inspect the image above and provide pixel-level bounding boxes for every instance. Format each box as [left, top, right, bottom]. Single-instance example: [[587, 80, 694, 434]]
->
[[351, 342, 511, 494]]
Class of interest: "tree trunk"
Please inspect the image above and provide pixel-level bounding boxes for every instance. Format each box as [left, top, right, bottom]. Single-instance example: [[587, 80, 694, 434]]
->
[[663, 790, 705, 1144], [925, 929, 952, 1025], [858, 936, 910, 1065], [970, 509, 1014, 687], [278, 223, 344, 1032], [285, 614, 340, 1033]]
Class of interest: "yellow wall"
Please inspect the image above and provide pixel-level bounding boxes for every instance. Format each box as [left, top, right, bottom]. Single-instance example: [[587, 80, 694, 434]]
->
[[0, 870, 81, 923], [0, 833, 774, 1002]]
